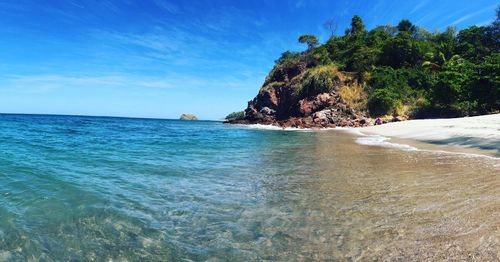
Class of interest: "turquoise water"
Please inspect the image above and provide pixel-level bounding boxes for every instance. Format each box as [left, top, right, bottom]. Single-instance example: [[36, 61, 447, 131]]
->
[[0, 114, 498, 261], [0, 114, 320, 260]]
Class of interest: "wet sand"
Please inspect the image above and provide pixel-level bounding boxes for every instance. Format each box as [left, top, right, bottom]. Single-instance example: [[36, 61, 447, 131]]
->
[[282, 131, 500, 260]]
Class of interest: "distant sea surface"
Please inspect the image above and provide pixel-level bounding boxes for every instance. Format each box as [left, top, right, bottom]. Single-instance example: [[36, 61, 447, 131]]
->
[[0, 114, 498, 261]]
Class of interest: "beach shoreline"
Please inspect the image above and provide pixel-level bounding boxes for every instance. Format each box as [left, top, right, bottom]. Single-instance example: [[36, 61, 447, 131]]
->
[[356, 114, 500, 156], [235, 113, 500, 158], [1, 114, 499, 260]]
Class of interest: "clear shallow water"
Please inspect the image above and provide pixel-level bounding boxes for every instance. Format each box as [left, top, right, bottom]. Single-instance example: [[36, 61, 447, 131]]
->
[[0, 114, 498, 261]]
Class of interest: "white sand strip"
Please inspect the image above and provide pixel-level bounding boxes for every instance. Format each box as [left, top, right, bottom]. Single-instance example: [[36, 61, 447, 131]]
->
[[358, 114, 500, 152]]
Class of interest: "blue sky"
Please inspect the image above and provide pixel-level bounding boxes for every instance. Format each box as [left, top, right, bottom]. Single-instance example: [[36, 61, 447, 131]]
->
[[0, 0, 497, 120]]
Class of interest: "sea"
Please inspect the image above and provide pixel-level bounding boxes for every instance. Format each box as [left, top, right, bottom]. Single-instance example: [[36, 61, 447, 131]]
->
[[0, 114, 498, 261]]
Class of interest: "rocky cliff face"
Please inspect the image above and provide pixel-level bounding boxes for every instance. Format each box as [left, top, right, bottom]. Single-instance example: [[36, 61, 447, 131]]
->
[[229, 64, 371, 128]]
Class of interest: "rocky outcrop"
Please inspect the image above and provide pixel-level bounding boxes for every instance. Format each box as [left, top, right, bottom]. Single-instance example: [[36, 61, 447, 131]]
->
[[179, 114, 198, 120], [229, 66, 371, 128]]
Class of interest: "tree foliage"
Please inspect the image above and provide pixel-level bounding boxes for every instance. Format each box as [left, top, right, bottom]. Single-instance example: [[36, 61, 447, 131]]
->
[[225, 111, 245, 121], [298, 34, 319, 49], [348, 15, 366, 35], [397, 19, 416, 34], [269, 10, 500, 118]]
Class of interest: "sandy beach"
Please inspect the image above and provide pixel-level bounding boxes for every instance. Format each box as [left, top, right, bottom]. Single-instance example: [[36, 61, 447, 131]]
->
[[356, 114, 500, 156]]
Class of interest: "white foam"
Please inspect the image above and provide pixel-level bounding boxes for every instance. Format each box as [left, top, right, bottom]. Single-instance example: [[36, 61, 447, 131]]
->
[[352, 132, 500, 162], [359, 114, 500, 147], [356, 135, 418, 151], [235, 123, 314, 131], [349, 114, 500, 161], [231, 114, 500, 160]]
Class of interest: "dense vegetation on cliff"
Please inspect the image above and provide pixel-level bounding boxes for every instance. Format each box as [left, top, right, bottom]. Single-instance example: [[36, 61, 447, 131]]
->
[[262, 10, 499, 118]]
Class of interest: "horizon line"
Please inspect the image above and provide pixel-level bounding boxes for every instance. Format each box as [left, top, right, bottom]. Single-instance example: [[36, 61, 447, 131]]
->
[[0, 112, 223, 122]]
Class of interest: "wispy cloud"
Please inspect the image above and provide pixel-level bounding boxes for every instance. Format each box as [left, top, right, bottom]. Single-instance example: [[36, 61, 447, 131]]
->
[[1, 0, 496, 119], [152, 0, 180, 14], [450, 5, 497, 26], [84, 8, 287, 74], [0, 71, 263, 95], [409, 0, 431, 14], [1, 74, 176, 94]]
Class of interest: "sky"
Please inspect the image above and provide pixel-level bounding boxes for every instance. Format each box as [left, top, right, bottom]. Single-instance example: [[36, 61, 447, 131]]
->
[[0, 0, 497, 120]]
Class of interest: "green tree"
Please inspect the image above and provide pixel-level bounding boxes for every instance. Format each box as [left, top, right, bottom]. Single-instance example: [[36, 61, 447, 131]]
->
[[348, 46, 379, 73], [368, 88, 401, 116], [274, 51, 301, 65], [380, 32, 429, 68], [324, 36, 349, 68], [432, 57, 474, 112], [397, 19, 416, 34], [298, 34, 319, 49], [456, 26, 490, 62], [468, 53, 500, 112], [245, 9, 500, 120], [367, 26, 393, 48], [367, 67, 413, 116], [225, 111, 245, 121], [347, 15, 366, 35], [311, 45, 332, 66], [439, 27, 457, 56]]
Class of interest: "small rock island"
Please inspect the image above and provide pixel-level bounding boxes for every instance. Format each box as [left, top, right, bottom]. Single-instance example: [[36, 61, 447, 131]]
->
[[179, 114, 198, 121]]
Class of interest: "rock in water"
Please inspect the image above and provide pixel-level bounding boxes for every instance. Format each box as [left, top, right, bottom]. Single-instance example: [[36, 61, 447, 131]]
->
[[179, 114, 198, 120]]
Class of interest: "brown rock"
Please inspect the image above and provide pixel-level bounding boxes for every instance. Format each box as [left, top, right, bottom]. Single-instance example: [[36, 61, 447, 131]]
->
[[392, 116, 403, 122], [179, 114, 198, 120], [260, 107, 275, 116], [231, 68, 371, 129], [340, 119, 349, 127], [298, 99, 314, 116], [298, 93, 336, 117]]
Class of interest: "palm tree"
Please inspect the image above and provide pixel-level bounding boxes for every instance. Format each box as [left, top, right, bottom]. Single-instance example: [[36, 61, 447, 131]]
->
[[422, 52, 461, 72]]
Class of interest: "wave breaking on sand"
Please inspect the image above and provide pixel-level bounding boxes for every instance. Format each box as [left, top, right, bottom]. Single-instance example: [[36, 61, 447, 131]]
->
[[355, 114, 500, 158], [235, 114, 500, 159]]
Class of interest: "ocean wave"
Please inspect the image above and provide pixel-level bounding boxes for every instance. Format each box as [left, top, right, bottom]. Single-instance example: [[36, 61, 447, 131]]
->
[[350, 114, 500, 160], [351, 130, 500, 162], [233, 123, 314, 131], [355, 135, 418, 151], [358, 114, 500, 151], [231, 118, 500, 161]]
